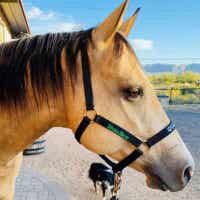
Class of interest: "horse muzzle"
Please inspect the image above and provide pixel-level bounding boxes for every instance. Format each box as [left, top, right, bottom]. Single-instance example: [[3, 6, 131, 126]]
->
[[145, 163, 194, 192]]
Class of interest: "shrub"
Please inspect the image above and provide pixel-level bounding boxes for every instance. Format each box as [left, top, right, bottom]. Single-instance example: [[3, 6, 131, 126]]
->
[[149, 72, 200, 88]]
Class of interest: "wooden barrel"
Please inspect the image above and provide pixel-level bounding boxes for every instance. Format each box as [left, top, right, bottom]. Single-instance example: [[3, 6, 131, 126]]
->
[[23, 136, 46, 156]]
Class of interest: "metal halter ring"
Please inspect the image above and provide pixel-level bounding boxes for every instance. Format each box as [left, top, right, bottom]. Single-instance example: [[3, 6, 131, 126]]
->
[[84, 109, 97, 121]]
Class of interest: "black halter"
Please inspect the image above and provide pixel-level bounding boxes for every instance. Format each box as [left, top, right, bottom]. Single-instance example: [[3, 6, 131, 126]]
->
[[75, 43, 176, 173]]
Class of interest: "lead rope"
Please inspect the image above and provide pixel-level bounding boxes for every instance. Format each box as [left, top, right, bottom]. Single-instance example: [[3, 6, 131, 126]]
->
[[111, 171, 122, 200]]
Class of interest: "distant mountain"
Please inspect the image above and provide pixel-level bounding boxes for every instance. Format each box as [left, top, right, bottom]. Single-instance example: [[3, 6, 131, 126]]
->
[[143, 63, 200, 74], [144, 64, 174, 73]]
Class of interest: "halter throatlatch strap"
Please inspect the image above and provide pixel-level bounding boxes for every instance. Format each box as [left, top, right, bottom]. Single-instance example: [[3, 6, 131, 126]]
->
[[75, 38, 176, 173]]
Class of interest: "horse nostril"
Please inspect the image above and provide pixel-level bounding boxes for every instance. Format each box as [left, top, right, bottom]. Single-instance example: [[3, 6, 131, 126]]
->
[[183, 167, 193, 184]]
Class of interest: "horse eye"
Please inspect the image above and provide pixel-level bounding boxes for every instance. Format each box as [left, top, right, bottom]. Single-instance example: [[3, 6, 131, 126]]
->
[[123, 87, 143, 101]]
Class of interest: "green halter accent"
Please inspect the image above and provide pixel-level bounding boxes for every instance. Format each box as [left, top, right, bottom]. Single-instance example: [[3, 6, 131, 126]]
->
[[107, 123, 130, 141]]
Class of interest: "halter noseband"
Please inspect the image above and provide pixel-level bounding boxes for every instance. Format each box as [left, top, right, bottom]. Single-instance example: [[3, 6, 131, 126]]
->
[[75, 41, 176, 173]]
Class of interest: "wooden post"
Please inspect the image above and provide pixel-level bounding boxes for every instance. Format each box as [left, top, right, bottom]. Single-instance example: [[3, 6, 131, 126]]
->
[[169, 88, 173, 105]]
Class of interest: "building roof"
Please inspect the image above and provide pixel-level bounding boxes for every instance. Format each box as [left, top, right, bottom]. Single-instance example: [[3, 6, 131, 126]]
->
[[0, 0, 30, 35]]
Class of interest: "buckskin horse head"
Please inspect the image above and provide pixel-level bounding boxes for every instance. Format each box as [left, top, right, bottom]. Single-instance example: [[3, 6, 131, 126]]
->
[[0, 0, 194, 199]]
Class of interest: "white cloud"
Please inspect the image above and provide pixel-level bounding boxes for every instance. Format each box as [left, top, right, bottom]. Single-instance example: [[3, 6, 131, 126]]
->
[[30, 22, 83, 34], [130, 39, 154, 50], [54, 22, 83, 32], [26, 6, 83, 34], [27, 6, 55, 20]]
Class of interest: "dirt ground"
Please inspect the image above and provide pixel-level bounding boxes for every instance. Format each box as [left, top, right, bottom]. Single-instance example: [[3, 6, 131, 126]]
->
[[22, 110, 200, 200]]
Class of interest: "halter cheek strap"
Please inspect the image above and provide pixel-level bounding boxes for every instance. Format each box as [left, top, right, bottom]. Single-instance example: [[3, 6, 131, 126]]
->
[[75, 42, 176, 173]]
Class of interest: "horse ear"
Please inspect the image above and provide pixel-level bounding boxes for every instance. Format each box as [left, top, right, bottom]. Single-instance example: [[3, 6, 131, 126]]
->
[[119, 7, 141, 37], [93, 0, 129, 49]]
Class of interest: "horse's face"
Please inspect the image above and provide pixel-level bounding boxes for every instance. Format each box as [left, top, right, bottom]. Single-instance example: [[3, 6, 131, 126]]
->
[[89, 36, 195, 191], [73, 1, 194, 192]]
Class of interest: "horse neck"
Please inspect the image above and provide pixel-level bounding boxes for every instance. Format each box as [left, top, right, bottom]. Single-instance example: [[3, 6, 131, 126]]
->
[[0, 97, 67, 164]]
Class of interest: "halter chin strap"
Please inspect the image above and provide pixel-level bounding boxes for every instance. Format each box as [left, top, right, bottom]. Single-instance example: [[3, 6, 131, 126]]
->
[[75, 42, 176, 173]]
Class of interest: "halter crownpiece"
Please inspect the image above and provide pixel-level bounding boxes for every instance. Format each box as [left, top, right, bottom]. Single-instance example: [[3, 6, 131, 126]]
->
[[75, 38, 176, 173]]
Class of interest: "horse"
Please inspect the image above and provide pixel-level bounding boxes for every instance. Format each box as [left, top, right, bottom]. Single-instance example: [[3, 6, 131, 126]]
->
[[0, 0, 194, 199]]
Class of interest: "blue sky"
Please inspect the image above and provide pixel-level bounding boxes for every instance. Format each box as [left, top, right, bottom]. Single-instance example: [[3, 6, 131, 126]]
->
[[23, 0, 200, 65]]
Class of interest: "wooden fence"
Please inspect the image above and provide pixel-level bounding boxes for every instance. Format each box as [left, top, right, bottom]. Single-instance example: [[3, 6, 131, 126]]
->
[[155, 88, 200, 105]]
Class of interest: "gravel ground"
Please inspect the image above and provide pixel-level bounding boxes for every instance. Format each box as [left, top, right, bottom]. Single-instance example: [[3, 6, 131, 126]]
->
[[15, 169, 68, 200], [21, 109, 200, 200]]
